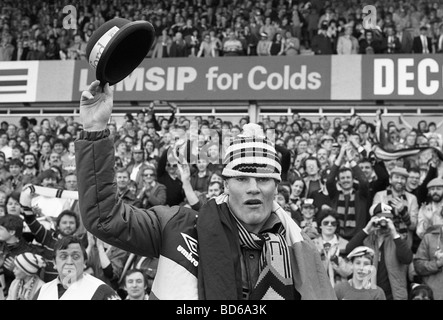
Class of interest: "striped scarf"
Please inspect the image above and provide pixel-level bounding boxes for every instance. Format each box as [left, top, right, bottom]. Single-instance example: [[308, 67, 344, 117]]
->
[[336, 191, 356, 235], [372, 144, 443, 161], [229, 207, 297, 300]]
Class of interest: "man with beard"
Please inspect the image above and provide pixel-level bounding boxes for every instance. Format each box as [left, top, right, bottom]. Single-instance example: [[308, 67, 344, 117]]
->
[[416, 178, 443, 239], [406, 160, 439, 207], [315, 147, 329, 171], [372, 167, 418, 248], [22, 152, 39, 183], [326, 142, 370, 241]]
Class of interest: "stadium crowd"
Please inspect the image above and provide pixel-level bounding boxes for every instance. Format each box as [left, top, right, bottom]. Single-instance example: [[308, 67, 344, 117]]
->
[[0, 101, 443, 300], [1, 0, 443, 61]]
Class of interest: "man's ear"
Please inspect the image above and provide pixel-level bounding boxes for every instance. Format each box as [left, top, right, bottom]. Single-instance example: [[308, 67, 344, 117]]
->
[[223, 180, 229, 193]]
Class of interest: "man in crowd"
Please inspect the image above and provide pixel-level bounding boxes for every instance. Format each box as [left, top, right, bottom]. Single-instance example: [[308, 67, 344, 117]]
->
[[73, 80, 336, 300], [346, 203, 413, 300], [33, 235, 120, 300], [372, 167, 418, 248], [326, 142, 369, 241], [416, 178, 443, 239]]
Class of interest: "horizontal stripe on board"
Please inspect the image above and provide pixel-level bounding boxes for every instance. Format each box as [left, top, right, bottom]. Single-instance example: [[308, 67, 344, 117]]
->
[[0, 90, 27, 94], [0, 69, 28, 76], [0, 80, 27, 86]]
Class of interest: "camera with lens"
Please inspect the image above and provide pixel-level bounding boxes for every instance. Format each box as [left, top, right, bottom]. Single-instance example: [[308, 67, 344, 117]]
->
[[374, 216, 389, 229]]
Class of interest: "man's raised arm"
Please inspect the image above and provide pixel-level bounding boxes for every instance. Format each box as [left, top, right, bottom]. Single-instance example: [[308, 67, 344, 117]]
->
[[74, 81, 170, 257]]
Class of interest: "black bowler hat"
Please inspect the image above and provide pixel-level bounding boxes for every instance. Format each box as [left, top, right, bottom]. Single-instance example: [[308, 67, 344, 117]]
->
[[86, 18, 155, 86]]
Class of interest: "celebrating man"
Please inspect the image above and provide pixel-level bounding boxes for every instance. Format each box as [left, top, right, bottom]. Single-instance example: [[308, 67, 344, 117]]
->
[[73, 80, 336, 300]]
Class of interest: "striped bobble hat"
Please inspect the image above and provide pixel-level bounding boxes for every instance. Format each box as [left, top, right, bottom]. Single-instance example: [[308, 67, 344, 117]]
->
[[222, 123, 282, 182], [14, 252, 47, 276]]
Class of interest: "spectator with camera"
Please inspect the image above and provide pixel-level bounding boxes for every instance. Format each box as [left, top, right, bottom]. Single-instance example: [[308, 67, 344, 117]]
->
[[346, 203, 413, 300], [372, 167, 419, 248]]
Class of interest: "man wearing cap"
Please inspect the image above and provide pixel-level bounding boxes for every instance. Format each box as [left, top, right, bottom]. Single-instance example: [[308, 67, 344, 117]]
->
[[416, 177, 443, 239], [372, 166, 419, 246], [72, 80, 336, 300], [346, 203, 413, 300], [320, 135, 334, 152], [334, 246, 386, 300]]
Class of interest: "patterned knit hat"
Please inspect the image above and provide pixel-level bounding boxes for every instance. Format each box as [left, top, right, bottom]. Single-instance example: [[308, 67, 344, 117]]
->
[[222, 123, 282, 182], [14, 252, 46, 275]]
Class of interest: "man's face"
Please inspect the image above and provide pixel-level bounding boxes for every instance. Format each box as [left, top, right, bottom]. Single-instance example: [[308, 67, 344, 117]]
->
[[58, 215, 77, 236], [390, 173, 407, 192], [116, 172, 130, 190], [197, 159, 208, 172], [317, 148, 329, 164], [301, 206, 315, 219], [358, 161, 373, 180], [429, 186, 443, 203], [12, 148, 22, 160], [9, 164, 22, 177], [338, 170, 354, 190], [24, 155, 36, 168], [133, 151, 143, 163], [124, 138, 133, 149], [0, 134, 7, 145], [305, 159, 319, 176], [321, 139, 334, 150], [42, 177, 57, 187], [53, 143, 64, 154], [54, 243, 85, 286], [124, 271, 146, 300], [207, 183, 221, 199], [406, 172, 420, 190], [7, 125, 16, 137], [49, 153, 61, 167], [64, 175, 77, 191], [225, 177, 276, 233]]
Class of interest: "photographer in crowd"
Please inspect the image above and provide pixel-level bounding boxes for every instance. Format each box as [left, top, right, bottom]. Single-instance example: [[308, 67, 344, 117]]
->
[[345, 203, 413, 300]]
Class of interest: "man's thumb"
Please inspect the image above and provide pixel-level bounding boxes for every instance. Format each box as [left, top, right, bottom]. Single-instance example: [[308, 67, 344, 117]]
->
[[81, 91, 94, 101]]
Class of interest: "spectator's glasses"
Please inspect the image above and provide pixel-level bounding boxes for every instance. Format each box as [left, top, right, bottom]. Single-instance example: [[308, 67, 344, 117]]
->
[[322, 220, 338, 227], [166, 163, 178, 168], [143, 173, 155, 177]]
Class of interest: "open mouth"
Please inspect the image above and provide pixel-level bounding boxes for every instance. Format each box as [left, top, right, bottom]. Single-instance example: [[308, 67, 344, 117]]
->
[[244, 199, 263, 206]]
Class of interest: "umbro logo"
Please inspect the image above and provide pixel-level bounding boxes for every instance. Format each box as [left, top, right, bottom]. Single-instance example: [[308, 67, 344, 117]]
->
[[177, 233, 199, 267]]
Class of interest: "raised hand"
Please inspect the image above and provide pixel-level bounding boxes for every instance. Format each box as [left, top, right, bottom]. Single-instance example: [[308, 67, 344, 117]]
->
[[79, 80, 113, 131]]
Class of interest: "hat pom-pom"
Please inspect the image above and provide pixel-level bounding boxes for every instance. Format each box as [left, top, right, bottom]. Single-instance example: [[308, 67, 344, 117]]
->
[[241, 123, 265, 138]]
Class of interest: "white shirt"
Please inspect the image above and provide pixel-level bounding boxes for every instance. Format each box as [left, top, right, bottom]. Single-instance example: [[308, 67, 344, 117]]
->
[[130, 163, 143, 181], [421, 35, 429, 53]]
